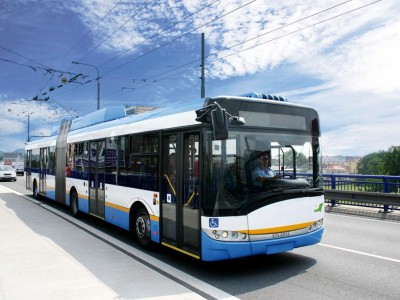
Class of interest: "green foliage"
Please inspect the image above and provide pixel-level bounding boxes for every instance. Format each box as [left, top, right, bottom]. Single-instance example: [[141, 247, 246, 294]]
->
[[282, 150, 308, 168], [357, 145, 400, 175], [384, 146, 400, 176]]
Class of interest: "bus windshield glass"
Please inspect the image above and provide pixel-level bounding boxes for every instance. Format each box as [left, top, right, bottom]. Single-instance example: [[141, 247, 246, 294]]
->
[[203, 129, 322, 216]]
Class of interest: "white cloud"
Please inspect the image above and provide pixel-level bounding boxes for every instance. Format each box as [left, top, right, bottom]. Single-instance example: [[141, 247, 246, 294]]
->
[[0, 118, 25, 137], [321, 116, 400, 156]]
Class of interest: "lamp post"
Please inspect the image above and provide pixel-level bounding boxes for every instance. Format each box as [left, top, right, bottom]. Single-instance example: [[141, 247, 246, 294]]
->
[[72, 61, 101, 110]]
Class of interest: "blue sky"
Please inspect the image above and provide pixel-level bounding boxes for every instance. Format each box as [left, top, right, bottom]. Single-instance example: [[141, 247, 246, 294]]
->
[[0, 0, 399, 156]]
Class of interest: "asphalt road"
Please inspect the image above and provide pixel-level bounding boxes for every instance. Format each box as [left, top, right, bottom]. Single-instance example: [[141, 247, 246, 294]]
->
[[2, 176, 400, 300]]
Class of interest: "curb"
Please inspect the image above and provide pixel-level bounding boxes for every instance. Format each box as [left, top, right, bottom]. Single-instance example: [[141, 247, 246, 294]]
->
[[325, 205, 400, 222]]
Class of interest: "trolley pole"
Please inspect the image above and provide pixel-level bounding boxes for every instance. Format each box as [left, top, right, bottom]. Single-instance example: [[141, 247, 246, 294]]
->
[[201, 33, 205, 99]]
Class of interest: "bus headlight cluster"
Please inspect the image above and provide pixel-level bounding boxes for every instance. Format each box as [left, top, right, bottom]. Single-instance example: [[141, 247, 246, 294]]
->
[[308, 218, 323, 231], [205, 229, 249, 242]]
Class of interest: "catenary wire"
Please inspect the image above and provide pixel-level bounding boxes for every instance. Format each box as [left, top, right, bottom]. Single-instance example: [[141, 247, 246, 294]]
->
[[110, 0, 358, 91], [100, 0, 257, 77], [108, 0, 383, 98], [97, 0, 220, 69], [76, 0, 156, 63]]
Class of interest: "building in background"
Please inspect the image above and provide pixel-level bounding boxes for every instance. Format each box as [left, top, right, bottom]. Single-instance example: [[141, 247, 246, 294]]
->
[[2, 152, 23, 166], [322, 156, 362, 174]]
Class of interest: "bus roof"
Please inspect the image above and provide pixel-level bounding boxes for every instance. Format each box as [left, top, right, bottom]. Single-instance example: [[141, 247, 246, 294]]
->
[[26, 94, 317, 148]]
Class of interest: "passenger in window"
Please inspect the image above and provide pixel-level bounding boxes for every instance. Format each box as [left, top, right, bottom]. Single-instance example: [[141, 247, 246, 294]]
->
[[252, 153, 278, 187]]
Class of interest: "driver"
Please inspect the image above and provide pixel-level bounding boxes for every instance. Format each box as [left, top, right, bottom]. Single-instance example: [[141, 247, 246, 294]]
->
[[252, 153, 278, 187]]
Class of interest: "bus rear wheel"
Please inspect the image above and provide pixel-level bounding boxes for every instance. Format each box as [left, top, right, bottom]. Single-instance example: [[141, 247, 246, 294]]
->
[[32, 181, 39, 199], [70, 190, 82, 218], [134, 206, 151, 247]]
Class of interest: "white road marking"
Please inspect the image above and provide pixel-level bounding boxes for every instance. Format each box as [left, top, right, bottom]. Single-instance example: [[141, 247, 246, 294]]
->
[[318, 243, 400, 263]]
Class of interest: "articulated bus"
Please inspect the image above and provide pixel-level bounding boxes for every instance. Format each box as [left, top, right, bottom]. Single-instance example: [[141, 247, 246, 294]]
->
[[25, 93, 324, 261]]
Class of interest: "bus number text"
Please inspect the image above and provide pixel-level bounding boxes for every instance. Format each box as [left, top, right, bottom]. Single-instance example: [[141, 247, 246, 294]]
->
[[272, 232, 290, 239]]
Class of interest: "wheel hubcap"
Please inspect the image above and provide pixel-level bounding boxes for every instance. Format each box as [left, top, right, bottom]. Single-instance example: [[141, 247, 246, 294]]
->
[[136, 215, 149, 239]]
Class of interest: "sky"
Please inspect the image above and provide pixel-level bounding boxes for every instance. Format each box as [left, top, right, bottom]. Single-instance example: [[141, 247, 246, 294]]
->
[[0, 0, 399, 156]]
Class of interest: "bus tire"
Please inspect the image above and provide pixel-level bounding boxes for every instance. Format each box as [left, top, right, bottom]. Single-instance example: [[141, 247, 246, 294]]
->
[[32, 181, 39, 199], [134, 206, 152, 247], [70, 189, 82, 218]]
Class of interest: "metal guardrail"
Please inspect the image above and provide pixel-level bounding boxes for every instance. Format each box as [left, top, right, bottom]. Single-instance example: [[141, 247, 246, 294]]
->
[[324, 189, 400, 213], [321, 173, 400, 193]]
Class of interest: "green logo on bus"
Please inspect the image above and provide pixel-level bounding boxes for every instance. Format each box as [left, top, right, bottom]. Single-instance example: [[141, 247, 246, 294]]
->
[[314, 203, 323, 212]]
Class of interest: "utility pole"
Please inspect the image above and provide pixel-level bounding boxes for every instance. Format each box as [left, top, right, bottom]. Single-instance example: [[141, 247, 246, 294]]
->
[[72, 61, 101, 110], [201, 33, 205, 99]]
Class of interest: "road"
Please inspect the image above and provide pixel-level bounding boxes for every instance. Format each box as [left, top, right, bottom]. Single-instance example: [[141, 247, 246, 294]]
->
[[2, 176, 400, 300]]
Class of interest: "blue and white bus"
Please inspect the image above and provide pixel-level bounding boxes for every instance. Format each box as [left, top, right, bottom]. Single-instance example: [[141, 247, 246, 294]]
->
[[25, 93, 324, 261]]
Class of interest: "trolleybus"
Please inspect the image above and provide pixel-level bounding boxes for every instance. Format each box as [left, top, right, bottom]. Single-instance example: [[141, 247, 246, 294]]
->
[[25, 93, 324, 261]]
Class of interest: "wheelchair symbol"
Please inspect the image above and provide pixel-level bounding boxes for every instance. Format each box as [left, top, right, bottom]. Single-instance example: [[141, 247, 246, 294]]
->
[[209, 218, 219, 228]]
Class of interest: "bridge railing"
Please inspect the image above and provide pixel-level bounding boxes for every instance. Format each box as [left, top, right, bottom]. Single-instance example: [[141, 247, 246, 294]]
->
[[300, 173, 400, 212], [322, 174, 400, 194]]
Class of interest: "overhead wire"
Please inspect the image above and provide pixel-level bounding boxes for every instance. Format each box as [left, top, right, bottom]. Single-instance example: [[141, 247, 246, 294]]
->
[[111, 0, 383, 97], [100, 0, 257, 77], [60, 0, 124, 61], [38, 0, 124, 94], [76, 0, 156, 62], [107, 0, 358, 92], [41, 0, 383, 108], [97, 0, 220, 69], [0, 45, 50, 68], [216, 0, 383, 62], [53, 0, 252, 103]]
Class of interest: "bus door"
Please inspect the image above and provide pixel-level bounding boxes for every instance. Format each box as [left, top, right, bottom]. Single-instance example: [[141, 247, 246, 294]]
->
[[161, 132, 200, 258], [39, 147, 48, 196], [88, 140, 106, 219]]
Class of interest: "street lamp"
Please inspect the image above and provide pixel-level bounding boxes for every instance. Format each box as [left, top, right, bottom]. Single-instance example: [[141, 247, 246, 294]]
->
[[72, 61, 101, 110]]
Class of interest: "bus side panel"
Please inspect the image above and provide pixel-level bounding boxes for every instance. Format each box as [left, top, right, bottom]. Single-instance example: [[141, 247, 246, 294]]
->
[[67, 178, 89, 213], [78, 196, 89, 214], [104, 203, 130, 230], [45, 174, 56, 201], [105, 185, 159, 240]]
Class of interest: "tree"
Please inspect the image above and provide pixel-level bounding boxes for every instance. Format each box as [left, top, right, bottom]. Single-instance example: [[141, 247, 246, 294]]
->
[[384, 146, 400, 176], [356, 151, 386, 175], [357, 145, 400, 175], [282, 149, 308, 168]]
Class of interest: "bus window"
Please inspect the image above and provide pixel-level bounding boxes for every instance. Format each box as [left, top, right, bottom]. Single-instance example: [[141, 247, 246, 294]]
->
[[119, 134, 159, 190]]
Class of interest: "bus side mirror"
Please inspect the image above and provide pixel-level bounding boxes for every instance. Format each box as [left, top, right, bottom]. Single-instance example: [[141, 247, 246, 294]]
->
[[211, 105, 228, 140]]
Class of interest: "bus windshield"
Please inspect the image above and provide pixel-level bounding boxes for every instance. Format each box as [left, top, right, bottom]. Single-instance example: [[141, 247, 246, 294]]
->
[[203, 129, 322, 216]]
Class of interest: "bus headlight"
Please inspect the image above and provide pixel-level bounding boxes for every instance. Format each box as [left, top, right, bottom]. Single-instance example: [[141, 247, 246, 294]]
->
[[204, 229, 249, 242], [308, 218, 323, 231]]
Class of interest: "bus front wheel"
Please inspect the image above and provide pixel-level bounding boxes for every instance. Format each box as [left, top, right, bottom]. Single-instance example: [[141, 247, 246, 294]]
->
[[134, 206, 151, 247]]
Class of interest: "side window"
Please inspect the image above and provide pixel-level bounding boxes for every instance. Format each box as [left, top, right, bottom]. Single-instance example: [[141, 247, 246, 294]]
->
[[67, 142, 89, 179], [66, 143, 74, 177], [118, 134, 159, 190], [105, 137, 124, 184], [47, 146, 56, 175], [31, 149, 40, 172]]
